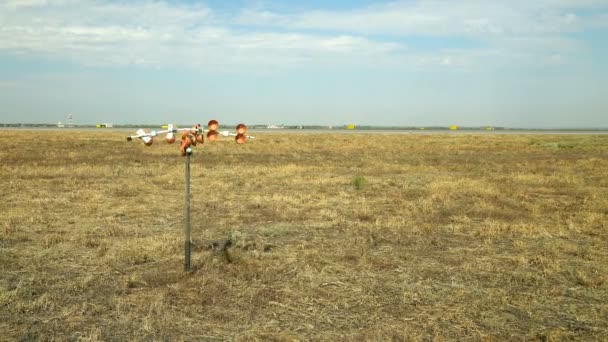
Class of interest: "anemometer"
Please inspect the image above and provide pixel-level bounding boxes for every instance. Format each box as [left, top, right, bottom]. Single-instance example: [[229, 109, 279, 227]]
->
[[127, 120, 254, 271]]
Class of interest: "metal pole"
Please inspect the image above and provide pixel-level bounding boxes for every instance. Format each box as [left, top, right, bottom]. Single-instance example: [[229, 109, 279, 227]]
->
[[184, 152, 191, 272]]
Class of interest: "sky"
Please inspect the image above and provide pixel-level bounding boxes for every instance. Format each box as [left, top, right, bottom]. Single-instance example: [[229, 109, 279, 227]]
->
[[0, 0, 607, 128]]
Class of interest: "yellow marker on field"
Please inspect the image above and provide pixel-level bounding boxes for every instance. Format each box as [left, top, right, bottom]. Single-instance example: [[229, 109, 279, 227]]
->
[[449, 125, 458, 130], [346, 124, 355, 130]]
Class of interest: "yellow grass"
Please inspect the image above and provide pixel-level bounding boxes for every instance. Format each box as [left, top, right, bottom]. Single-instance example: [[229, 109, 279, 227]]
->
[[1, 131, 607, 340]]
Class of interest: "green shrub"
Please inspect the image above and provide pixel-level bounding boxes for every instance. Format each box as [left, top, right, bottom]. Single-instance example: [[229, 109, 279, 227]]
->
[[352, 175, 367, 190]]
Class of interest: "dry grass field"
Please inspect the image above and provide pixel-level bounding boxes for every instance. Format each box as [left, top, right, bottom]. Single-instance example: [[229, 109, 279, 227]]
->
[[1, 130, 607, 341]]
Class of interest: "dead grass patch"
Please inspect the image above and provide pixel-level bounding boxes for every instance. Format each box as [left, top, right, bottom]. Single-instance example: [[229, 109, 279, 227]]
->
[[1, 131, 607, 340]]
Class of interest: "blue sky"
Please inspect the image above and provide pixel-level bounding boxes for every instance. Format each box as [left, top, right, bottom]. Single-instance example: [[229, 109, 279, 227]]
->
[[0, 0, 607, 127]]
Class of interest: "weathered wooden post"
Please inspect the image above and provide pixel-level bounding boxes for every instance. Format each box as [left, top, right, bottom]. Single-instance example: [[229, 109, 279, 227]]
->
[[184, 149, 192, 272]]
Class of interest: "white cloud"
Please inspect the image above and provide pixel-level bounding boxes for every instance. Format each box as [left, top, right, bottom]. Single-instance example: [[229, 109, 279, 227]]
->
[[3, 0, 49, 8], [0, 1, 409, 70], [0, 0, 605, 71], [234, 0, 608, 68], [0, 80, 21, 89], [236, 1, 604, 36]]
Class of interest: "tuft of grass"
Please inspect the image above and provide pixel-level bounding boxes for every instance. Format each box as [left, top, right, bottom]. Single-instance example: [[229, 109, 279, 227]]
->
[[352, 175, 367, 190], [529, 139, 580, 149]]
